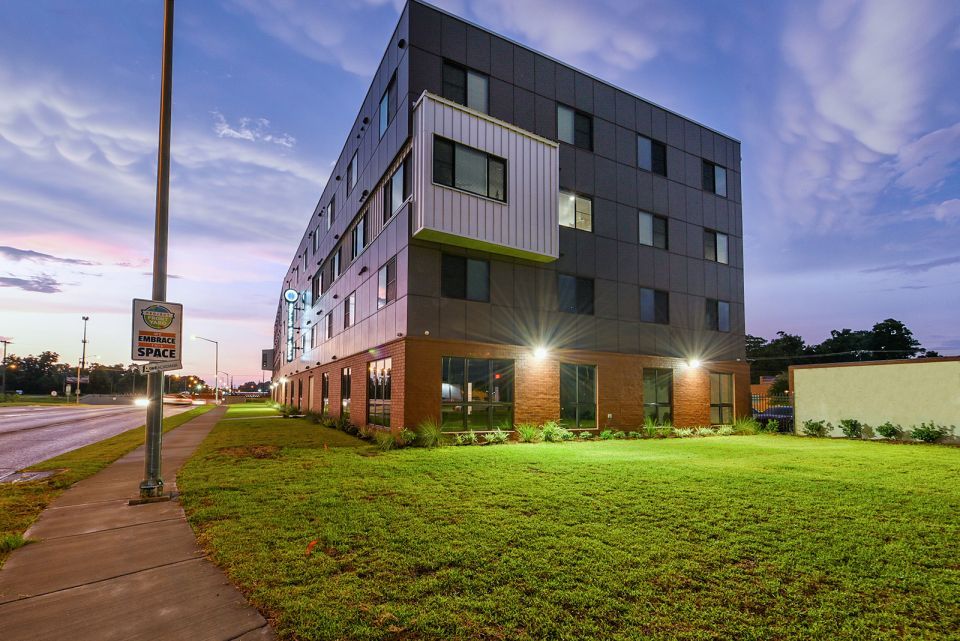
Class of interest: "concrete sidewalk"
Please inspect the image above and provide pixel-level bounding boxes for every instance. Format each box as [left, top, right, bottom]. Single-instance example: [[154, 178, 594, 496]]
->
[[0, 406, 275, 641]]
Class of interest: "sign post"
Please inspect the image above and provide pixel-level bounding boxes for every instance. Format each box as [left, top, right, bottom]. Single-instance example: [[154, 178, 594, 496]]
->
[[136, 0, 176, 502]]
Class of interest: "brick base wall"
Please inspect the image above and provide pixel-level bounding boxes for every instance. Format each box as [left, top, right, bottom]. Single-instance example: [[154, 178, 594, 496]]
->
[[279, 337, 750, 432]]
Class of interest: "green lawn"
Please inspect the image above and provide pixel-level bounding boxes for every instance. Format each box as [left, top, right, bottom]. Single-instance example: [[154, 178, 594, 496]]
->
[[179, 416, 960, 641], [0, 405, 213, 565], [0, 394, 80, 406]]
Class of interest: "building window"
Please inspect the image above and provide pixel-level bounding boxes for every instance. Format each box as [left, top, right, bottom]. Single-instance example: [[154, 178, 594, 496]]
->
[[704, 229, 729, 264], [702, 160, 728, 197], [311, 268, 322, 303], [347, 151, 357, 193], [331, 247, 341, 281], [384, 158, 410, 223], [310, 325, 317, 351], [325, 313, 333, 340], [559, 191, 592, 232], [558, 274, 594, 315], [643, 368, 673, 423], [440, 357, 514, 431], [442, 61, 489, 113], [560, 363, 597, 429], [340, 367, 352, 419], [313, 224, 320, 254], [344, 291, 356, 328], [640, 288, 669, 324], [557, 104, 592, 150], [379, 74, 396, 139], [367, 358, 392, 427], [377, 256, 397, 309], [441, 254, 489, 302], [321, 372, 330, 416], [639, 211, 668, 249], [710, 372, 734, 425], [324, 197, 336, 231], [638, 135, 667, 176], [433, 137, 506, 202], [706, 298, 731, 332], [351, 214, 367, 260]]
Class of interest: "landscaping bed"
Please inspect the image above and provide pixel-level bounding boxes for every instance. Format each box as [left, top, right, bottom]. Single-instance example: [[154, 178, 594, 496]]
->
[[179, 410, 960, 640]]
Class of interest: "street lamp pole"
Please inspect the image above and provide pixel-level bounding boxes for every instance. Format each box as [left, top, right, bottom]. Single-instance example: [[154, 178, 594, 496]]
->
[[139, 0, 175, 500], [76, 316, 89, 404], [1, 339, 11, 398], [192, 335, 219, 404]]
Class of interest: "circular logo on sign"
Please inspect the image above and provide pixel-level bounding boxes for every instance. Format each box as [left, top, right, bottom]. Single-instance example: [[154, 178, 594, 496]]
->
[[141, 304, 175, 330], [283, 289, 299, 303]]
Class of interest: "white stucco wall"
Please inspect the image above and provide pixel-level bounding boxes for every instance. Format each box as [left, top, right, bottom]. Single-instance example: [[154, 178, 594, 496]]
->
[[792, 359, 960, 439]]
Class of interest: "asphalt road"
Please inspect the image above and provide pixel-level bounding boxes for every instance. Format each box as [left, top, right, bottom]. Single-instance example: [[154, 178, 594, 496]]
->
[[0, 404, 192, 481]]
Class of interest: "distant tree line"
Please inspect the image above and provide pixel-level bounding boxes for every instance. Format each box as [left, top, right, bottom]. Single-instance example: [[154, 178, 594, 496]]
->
[[1, 351, 209, 396], [747, 318, 941, 387]]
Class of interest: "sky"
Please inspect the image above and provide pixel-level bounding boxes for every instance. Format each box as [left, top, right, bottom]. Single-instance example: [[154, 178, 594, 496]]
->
[[1, 0, 959, 385]]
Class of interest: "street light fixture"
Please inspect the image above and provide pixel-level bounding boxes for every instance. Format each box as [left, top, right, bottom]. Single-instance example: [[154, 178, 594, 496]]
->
[[192, 335, 220, 403], [218, 371, 232, 394]]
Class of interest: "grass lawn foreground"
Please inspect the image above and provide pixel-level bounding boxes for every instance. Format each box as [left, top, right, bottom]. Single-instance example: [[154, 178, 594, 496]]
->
[[0, 404, 213, 565], [179, 405, 960, 640]]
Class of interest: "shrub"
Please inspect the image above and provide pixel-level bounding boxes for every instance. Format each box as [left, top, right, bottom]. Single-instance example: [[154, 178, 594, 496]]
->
[[578, 431, 594, 440], [413, 417, 443, 448], [759, 419, 780, 434], [732, 416, 760, 435], [696, 426, 716, 437], [515, 423, 542, 443], [802, 419, 830, 437], [455, 431, 479, 446], [599, 429, 616, 440], [398, 428, 417, 446], [673, 427, 695, 438], [910, 421, 951, 443], [838, 419, 863, 439], [628, 431, 642, 439], [541, 421, 572, 442], [716, 425, 735, 436], [279, 404, 294, 418], [484, 428, 510, 445], [613, 430, 627, 440], [875, 421, 902, 440], [374, 431, 396, 451]]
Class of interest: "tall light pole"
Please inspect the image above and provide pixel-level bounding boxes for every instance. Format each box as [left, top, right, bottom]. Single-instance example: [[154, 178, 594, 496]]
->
[[192, 335, 219, 403], [138, 0, 175, 500], [76, 316, 89, 404], [1, 338, 11, 398], [218, 371, 232, 395]]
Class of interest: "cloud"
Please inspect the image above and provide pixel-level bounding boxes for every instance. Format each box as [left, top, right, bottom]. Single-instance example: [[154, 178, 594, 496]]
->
[[0, 274, 63, 293], [863, 255, 960, 274], [895, 122, 960, 192], [211, 111, 296, 148], [0, 245, 98, 266]]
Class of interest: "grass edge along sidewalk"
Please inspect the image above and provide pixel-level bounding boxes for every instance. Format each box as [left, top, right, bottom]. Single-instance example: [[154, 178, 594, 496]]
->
[[179, 409, 960, 641], [0, 404, 213, 566]]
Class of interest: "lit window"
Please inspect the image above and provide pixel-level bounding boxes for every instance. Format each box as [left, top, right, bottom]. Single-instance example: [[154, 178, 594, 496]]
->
[[559, 191, 592, 232], [377, 256, 397, 309], [340, 367, 352, 419], [367, 358, 392, 427], [440, 357, 514, 431]]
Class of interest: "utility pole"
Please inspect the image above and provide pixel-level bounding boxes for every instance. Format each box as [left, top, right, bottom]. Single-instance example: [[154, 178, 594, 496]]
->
[[76, 316, 89, 404], [139, 0, 175, 500], [1, 339, 11, 398]]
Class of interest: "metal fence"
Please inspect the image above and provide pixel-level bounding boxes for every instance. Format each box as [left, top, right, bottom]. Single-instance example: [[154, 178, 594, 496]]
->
[[751, 393, 794, 432]]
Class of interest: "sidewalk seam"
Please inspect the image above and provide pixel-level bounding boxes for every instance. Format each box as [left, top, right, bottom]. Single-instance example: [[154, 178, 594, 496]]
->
[[29, 515, 183, 542]]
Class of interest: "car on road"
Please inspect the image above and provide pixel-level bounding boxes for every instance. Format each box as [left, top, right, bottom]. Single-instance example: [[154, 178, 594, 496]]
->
[[753, 405, 794, 431], [162, 392, 194, 406]]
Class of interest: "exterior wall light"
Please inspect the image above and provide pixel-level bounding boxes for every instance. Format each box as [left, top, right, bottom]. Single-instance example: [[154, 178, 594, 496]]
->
[[687, 359, 702, 369], [534, 346, 549, 360]]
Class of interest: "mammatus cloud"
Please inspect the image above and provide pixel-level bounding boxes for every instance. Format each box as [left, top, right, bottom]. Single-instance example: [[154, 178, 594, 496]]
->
[[0, 245, 98, 266], [0, 274, 63, 293], [212, 111, 296, 148]]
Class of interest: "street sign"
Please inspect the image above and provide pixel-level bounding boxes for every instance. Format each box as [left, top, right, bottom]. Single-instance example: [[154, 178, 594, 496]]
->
[[136, 361, 182, 374], [132, 298, 183, 363]]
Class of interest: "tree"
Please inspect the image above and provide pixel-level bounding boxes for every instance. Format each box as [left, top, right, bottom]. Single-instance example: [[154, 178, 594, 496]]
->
[[866, 318, 921, 359], [746, 332, 807, 382]]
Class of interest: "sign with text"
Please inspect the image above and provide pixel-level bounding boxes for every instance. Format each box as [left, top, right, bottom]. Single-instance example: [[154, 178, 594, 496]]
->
[[132, 299, 183, 367]]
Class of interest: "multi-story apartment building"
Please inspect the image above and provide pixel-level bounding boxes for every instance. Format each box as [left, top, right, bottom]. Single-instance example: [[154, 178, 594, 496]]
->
[[270, 0, 750, 432]]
